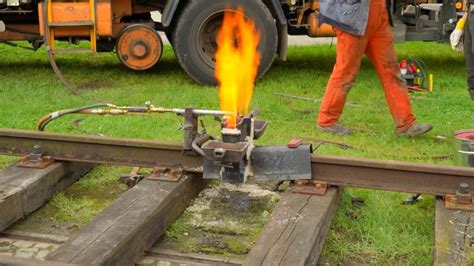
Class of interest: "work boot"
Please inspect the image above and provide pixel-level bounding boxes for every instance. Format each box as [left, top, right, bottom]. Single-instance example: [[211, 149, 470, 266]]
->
[[396, 123, 433, 137], [317, 123, 352, 136]]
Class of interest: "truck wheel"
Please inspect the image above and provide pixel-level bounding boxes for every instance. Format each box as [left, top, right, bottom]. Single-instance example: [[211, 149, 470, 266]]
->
[[172, 0, 277, 85]]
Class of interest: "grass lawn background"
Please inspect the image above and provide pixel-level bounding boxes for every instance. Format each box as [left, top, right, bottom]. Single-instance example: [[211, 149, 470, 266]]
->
[[0, 41, 472, 264]]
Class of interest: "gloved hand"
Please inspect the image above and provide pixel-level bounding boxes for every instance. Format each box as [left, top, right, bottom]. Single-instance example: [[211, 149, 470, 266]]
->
[[451, 18, 466, 52], [451, 29, 464, 52]]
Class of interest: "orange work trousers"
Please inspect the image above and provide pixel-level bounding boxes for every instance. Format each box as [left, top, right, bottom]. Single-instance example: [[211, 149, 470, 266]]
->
[[317, 1, 416, 132]]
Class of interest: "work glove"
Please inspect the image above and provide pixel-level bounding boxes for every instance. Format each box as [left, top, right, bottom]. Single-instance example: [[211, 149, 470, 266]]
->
[[451, 18, 466, 52]]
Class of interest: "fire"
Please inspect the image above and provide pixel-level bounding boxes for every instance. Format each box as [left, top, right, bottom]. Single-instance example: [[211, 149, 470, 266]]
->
[[215, 8, 261, 128]]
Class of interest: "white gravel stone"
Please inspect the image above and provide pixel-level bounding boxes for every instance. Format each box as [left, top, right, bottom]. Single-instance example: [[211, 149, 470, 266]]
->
[[19, 247, 39, 253], [136, 257, 157, 265], [0, 245, 11, 252], [0, 238, 13, 246], [15, 250, 35, 259], [35, 243, 53, 250], [35, 250, 50, 260], [12, 240, 35, 248]]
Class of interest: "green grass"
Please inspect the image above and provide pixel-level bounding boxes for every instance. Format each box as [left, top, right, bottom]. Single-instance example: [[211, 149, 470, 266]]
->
[[0, 155, 17, 168], [0, 40, 472, 263], [322, 189, 435, 264], [48, 165, 129, 225], [10, 165, 129, 235]]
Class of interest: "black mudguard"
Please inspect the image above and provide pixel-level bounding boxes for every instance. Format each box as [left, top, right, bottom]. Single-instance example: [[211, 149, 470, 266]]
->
[[264, 0, 288, 61], [162, 0, 180, 28]]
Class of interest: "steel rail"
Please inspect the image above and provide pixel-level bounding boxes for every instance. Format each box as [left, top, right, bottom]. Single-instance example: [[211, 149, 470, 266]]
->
[[311, 156, 474, 196], [0, 128, 203, 171], [1, 128, 474, 196]]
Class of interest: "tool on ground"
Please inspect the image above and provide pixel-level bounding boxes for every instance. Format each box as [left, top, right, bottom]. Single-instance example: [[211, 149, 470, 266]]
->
[[400, 58, 433, 93], [351, 198, 365, 207], [119, 167, 144, 188], [403, 194, 423, 204], [454, 129, 474, 167]]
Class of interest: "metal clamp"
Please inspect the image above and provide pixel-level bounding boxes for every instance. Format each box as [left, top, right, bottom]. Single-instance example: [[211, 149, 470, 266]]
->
[[182, 107, 198, 154], [213, 148, 226, 159], [292, 180, 328, 195], [445, 183, 474, 211], [148, 166, 184, 182], [18, 145, 55, 169]]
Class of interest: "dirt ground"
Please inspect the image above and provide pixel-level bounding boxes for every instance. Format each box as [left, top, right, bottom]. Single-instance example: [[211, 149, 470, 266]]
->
[[154, 180, 283, 258]]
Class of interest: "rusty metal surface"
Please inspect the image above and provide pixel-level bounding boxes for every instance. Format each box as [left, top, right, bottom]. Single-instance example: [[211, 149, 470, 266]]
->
[[0, 24, 41, 41], [148, 166, 184, 182], [116, 24, 163, 70], [0, 128, 202, 171], [292, 180, 328, 195], [17, 144, 55, 169], [18, 155, 55, 169], [444, 183, 474, 211], [444, 194, 474, 211], [2, 129, 474, 195], [202, 141, 248, 163], [311, 155, 474, 196]]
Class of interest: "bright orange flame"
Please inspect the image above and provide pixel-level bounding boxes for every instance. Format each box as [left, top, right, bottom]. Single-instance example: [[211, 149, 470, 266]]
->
[[215, 8, 261, 128]]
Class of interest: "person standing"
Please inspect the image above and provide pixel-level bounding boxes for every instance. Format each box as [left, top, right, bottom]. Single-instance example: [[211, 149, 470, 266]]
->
[[316, 0, 433, 136], [450, 6, 474, 101]]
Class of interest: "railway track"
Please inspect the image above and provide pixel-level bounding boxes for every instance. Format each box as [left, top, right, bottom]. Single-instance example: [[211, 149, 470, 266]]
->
[[0, 128, 474, 264], [2, 129, 474, 196]]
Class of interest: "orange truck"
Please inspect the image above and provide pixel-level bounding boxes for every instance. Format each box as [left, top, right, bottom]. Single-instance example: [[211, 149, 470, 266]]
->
[[0, 0, 462, 85]]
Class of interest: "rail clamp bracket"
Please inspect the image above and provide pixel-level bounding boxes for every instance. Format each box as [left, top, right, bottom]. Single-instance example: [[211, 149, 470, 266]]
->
[[292, 180, 328, 195], [147, 166, 184, 182], [17, 145, 55, 169], [444, 183, 474, 211]]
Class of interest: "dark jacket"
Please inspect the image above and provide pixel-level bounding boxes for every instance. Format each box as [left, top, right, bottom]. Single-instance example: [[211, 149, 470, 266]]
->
[[319, 0, 394, 36]]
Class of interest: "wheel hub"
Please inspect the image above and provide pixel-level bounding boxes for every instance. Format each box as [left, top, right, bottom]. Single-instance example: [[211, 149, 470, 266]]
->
[[131, 42, 148, 58], [197, 12, 225, 68], [116, 25, 163, 71]]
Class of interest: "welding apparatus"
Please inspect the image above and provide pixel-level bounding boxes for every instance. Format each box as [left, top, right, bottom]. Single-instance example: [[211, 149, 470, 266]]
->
[[37, 102, 313, 184], [195, 114, 311, 184]]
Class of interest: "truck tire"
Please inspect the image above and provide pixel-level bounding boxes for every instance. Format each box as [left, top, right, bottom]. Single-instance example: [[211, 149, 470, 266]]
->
[[172, 0, 277, 85]]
